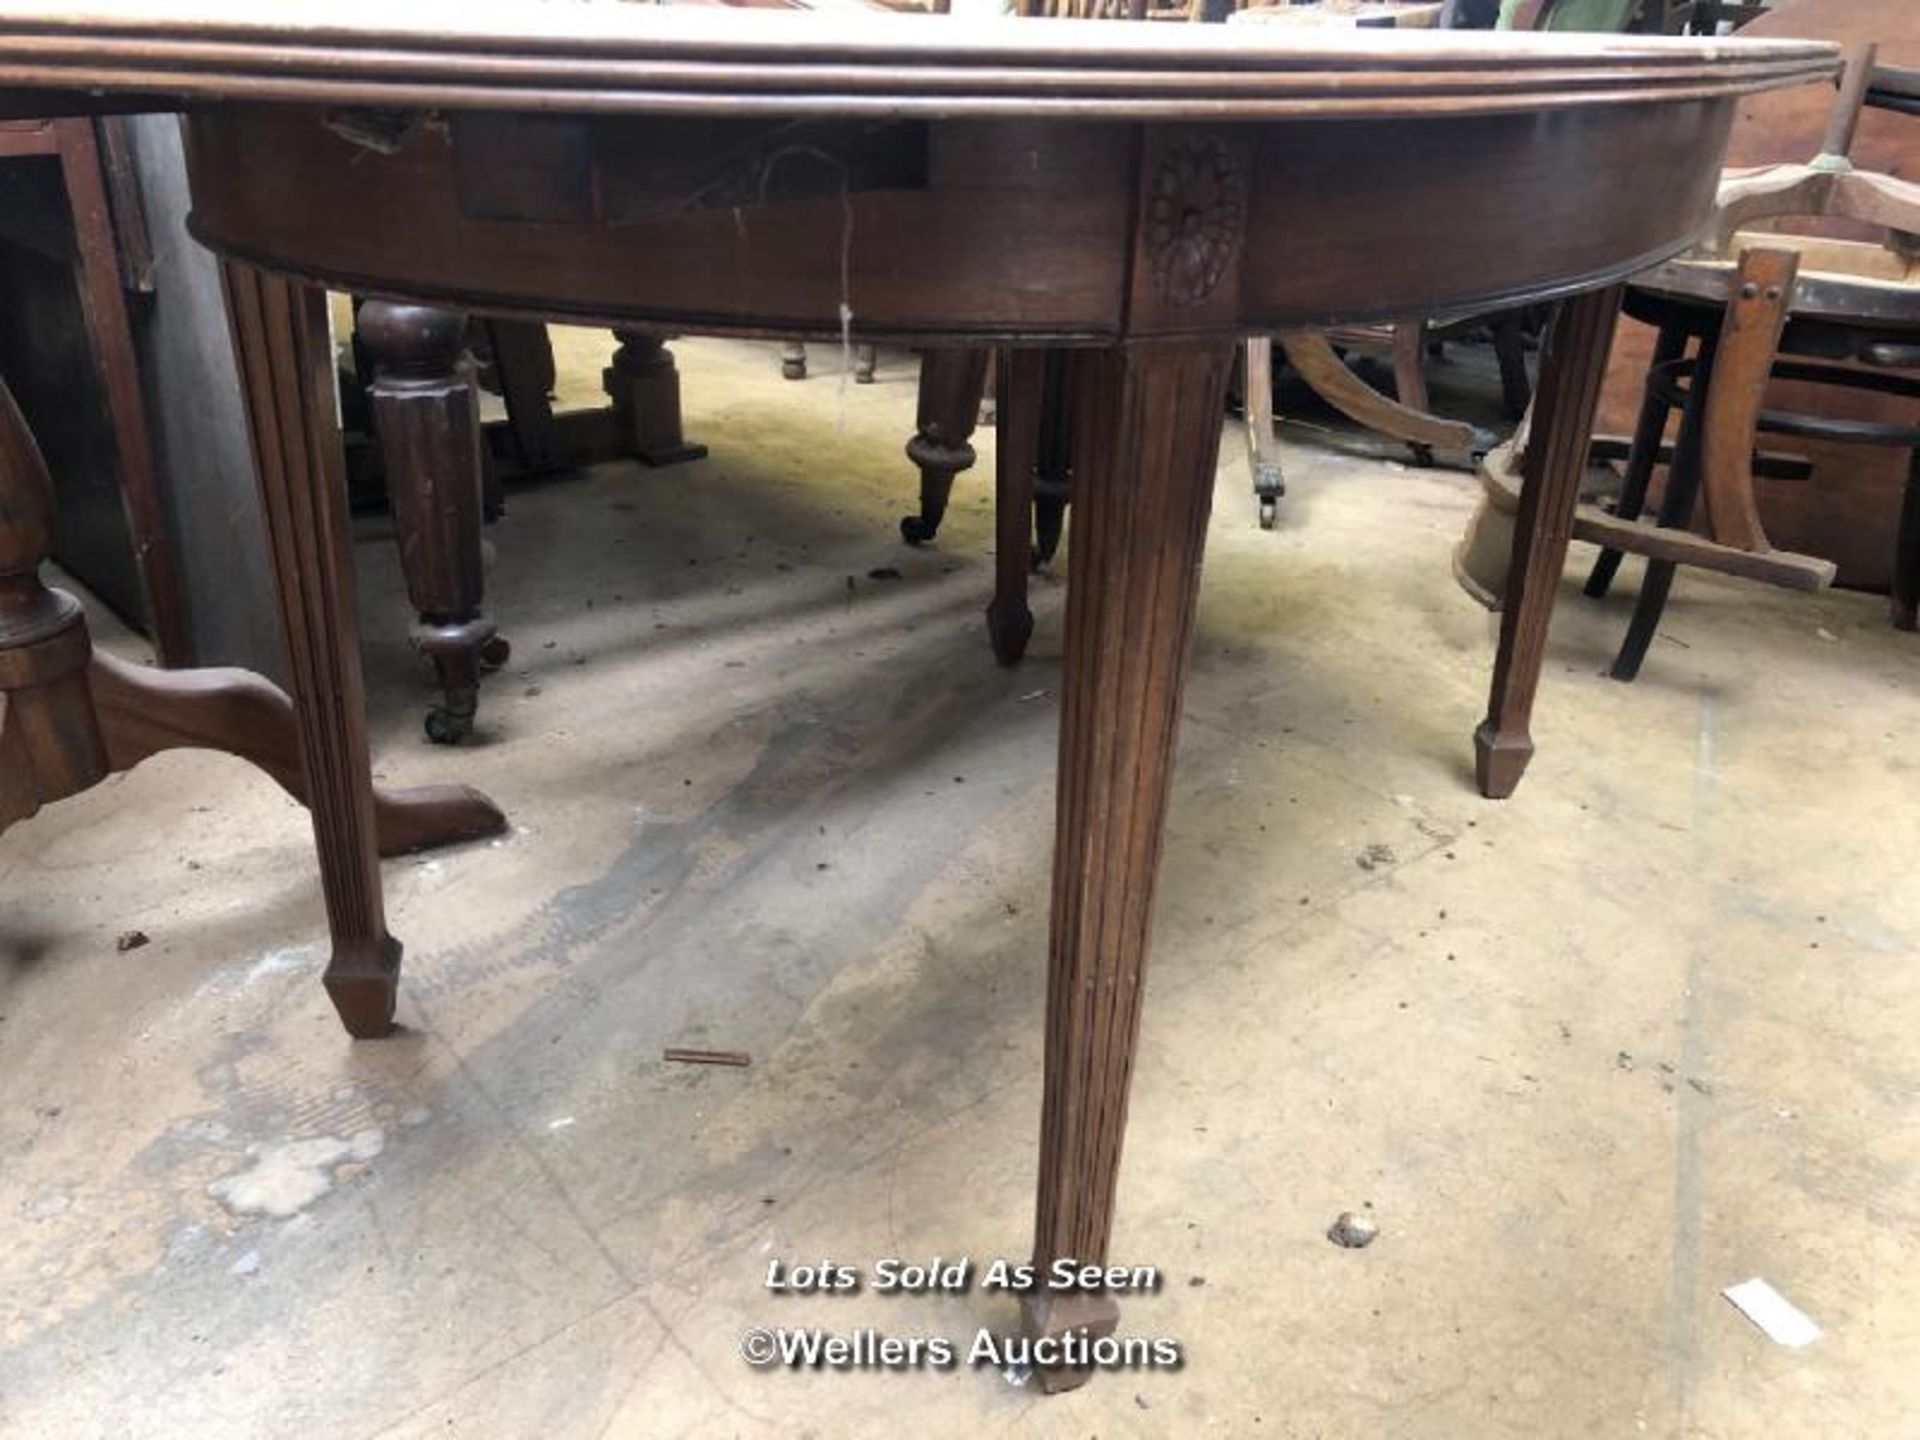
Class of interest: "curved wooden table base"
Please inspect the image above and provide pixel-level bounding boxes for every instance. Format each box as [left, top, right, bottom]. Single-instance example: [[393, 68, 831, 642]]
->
[[1277, 330, 1488, 461], [89, 650, 506, 857]]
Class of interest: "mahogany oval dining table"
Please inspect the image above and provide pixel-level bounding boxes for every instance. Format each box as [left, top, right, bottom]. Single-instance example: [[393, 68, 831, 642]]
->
[[0, 2, 1834, 1391]]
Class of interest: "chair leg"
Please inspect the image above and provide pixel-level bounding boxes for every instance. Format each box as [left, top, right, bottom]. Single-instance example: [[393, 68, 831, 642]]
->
[[854, 343, 878, 385], [779, 340, 806, 380], [1492, 312, 1534, 421], [1244, 336, 1285, 529], [1586, 320, 1689, 598], [1892, 446, 1920, 632], [1609, 331, 1720, 683], [901, 348, 991, 545]]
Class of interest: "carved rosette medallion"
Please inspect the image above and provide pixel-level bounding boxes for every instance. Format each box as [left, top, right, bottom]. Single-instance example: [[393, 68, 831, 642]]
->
[[1146, 137, 1245, 308]]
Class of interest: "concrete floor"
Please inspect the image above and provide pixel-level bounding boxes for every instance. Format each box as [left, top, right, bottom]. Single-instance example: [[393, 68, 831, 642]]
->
[[2, 335, 1916, 1439]]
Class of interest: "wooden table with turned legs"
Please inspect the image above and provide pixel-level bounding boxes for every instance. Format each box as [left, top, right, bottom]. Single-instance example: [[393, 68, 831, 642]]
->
[[0, 3, 1831, 1392]]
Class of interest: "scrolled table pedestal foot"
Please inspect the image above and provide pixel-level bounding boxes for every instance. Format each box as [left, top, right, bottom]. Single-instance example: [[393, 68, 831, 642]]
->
[[89, 649, 504, 856]]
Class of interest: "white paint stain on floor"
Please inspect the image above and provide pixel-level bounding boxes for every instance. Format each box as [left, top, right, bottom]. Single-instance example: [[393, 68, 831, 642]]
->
[[206, 1129, 386, 1219]]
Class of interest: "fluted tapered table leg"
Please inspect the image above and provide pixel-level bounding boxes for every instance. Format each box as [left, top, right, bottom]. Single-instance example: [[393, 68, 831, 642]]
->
[[1476, 285, 1622, 799], [223, 263, 409, 1037], [1026, 339, 1234, 1392]]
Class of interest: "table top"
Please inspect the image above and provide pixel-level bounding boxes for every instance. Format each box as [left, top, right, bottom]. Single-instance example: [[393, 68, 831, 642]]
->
[[0, 3, 1835, 120], [1228, 1, 1444, 29]]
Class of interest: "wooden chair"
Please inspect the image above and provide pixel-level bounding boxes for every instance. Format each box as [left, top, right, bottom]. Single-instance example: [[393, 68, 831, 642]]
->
[[1460, 48, 1920, 678], [1585, 47, 1920, 677]]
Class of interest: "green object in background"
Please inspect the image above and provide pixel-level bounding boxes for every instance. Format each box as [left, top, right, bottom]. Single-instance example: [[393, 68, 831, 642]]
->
[[1497, 0, 1639, 28]]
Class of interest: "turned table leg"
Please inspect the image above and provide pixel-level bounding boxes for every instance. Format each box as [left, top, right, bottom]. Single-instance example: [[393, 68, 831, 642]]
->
[[224, 264, 405, 1037], [1476, 285, 1623, 800], [604, 329, 708, 467], [1243, 336, 1285, 530], [1027, 339, 1233, 1392], [901, 347, 991, 546], [988, 348, 1042, 666], [1032, 349, 1074, 567], [359, 300, 499, 746]]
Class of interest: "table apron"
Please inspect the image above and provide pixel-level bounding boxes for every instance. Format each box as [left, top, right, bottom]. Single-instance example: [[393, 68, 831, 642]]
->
[[183, 99, 1734, 339]]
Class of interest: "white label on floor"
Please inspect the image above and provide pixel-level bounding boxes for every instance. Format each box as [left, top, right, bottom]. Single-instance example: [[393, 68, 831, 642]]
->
[[1723, 1277, 1822, 1347]]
